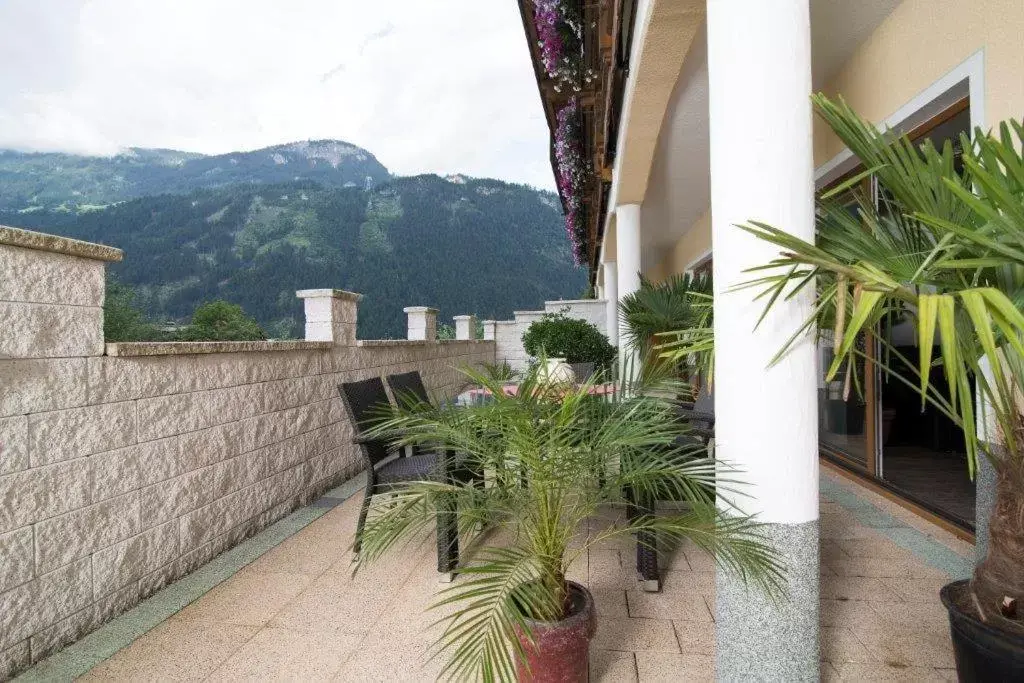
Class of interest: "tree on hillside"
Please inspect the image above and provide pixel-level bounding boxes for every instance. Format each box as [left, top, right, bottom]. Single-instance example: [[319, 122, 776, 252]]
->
[[104, 280, 164, 342], [177, 300, 266, 341]]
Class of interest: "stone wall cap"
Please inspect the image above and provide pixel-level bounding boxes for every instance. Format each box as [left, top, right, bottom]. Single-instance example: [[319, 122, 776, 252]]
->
[[295, 288, 363, 301], [546, 299, 608, 305], [403, 306, 439, 314], [358, 339, 434, 347], [452, 315, 476, 320], [494, 320, 518, 326], [106, 340, 333, 357], [513, 310, 546, 316], [0, 225, 123, 262]]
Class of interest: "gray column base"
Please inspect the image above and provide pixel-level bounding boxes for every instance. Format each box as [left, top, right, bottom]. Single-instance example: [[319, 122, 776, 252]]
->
[[716, 519, 819, 682], [975, 451, 996, 566]]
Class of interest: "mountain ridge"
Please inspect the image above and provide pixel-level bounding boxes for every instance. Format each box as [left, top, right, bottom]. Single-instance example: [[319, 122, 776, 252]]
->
[[0, 146, 583, 339], [0, 139, 391, 211]]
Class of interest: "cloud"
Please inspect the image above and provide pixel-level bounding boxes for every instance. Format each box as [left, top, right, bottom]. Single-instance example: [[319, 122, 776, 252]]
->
[[0, 0, 555, 189]]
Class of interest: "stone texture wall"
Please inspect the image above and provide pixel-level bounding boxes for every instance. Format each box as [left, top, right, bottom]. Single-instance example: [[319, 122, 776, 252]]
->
[[491, 299, 609, 371], [0, 228, 495, 679]]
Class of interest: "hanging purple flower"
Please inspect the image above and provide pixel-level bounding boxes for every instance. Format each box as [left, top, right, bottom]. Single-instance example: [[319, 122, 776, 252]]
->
[[553, 98, 590, 264], [533, 0, 586, 90]]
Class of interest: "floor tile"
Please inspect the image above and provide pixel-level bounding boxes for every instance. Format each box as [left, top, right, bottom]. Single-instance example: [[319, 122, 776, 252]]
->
[[173, 570, 314, 626], [590, 649, 638, 682], [79, 620, 258, 682], [593, 588, 630, 618], [207, 627, 364, 681], [591, 617, 681, 653], [854, 627, 956, 669], [830, 661, 951, 681], [671, 619, 714, 655], [828, 556, 947, 580], [634, 652, 713, 683], [819, 626, 877, 664], [626, 586, 713, 622], [878, 576, 948, 603], [821, 575, 904, 602]]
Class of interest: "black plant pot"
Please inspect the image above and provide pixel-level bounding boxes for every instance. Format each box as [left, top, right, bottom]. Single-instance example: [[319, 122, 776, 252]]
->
[[941, 579, 1024, 681]]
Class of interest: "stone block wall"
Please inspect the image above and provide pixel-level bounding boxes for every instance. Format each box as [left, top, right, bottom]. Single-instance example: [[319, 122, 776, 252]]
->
[[0, 227, 495, 679]]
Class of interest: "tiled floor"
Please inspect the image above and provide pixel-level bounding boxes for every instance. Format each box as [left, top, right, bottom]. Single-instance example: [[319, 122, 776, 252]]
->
[[61, 469, 971, 682]]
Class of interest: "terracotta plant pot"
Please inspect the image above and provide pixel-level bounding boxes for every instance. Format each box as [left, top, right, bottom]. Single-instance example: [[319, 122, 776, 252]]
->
[[516, 582, 596, 683]]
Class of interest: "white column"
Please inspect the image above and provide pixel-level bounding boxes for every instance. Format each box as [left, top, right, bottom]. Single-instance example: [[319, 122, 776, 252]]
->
[[603, 260, 619, 346], [707, 0, 818, 679], [615, 204, 641, 357]]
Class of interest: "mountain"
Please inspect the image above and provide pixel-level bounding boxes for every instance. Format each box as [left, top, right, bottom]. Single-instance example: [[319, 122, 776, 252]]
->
[[1, 169, 584, 339], [0, 140, 390, 211]]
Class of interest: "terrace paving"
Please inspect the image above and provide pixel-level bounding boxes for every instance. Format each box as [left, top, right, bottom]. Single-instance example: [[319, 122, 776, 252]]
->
[[20, 468, 973, 682]]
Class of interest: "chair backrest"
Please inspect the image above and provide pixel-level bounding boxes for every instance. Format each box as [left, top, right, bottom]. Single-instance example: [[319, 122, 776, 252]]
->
[[338, 377, 392, 466], [386, 371, 431, 408], [570, 362, 595, 383]]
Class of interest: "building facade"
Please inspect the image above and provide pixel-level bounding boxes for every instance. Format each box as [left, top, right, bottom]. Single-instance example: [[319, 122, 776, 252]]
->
[[519, 0, 1024, 677]]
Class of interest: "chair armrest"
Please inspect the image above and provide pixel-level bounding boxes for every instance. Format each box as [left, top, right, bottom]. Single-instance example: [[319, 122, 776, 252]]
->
[[678, 409, 715, 424]]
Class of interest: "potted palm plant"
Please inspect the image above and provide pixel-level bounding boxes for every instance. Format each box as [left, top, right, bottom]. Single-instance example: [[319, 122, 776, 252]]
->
[[740, 96, 1024, 678], [356, 357, 784, 682], [620, 274, 714, 393]]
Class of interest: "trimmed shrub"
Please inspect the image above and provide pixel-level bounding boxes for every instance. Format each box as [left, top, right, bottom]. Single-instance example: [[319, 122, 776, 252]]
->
[[522, 313, 616, 369]]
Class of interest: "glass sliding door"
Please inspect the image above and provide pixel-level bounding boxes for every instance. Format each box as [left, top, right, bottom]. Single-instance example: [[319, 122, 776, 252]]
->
[[817, 96, 976, 529], [873, 100, 976, 527]]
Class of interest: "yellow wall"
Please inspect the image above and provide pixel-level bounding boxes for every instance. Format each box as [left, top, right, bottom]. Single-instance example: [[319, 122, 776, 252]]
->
[[649, 209, 711, 280], [815, 0, 1024, 165], [651, 0, 1024, 280]]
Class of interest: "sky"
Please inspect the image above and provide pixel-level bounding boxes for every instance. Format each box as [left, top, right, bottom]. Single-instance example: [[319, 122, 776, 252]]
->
[[0, 0, 556, 189]]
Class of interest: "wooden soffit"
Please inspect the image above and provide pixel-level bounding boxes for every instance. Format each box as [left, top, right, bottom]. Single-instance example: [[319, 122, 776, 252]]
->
[[612, 0, 705, 206]]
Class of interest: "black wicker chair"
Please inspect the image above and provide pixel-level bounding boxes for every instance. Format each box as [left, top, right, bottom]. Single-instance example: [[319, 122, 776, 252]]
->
[[386, 370, 431, 407], [386, 370, 482, 522], [675, 387, 715, 448], [338, 377, 455, 571], [570, 362, 596, 383], [629, 387, 716, 591]]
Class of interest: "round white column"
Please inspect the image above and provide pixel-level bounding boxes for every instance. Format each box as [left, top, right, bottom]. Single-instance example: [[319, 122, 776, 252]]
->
[[615, 204, 642, 360], [603, 260, 619, 346], [707, 0, 819, 678]]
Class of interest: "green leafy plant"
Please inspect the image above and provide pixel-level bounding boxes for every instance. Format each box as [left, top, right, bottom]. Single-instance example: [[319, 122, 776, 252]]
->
[[479, 360, 518, 383], [357, 357, 785, 681], [176, 300, 266, 341], [437, 323, 456, 341], [103, 279, 166, 342], [740, 95, 1024, 630], [522, 312, 616, 369], [621, 273, 714, 387]]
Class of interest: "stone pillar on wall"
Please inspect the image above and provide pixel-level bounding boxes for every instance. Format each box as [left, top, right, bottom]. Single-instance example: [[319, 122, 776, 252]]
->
[[481, 320, 497, 341], [404, 307, 438, 341], [0, 226, 122, 359], [453, 315, 477, 340], [296, 289, 362, 345]]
